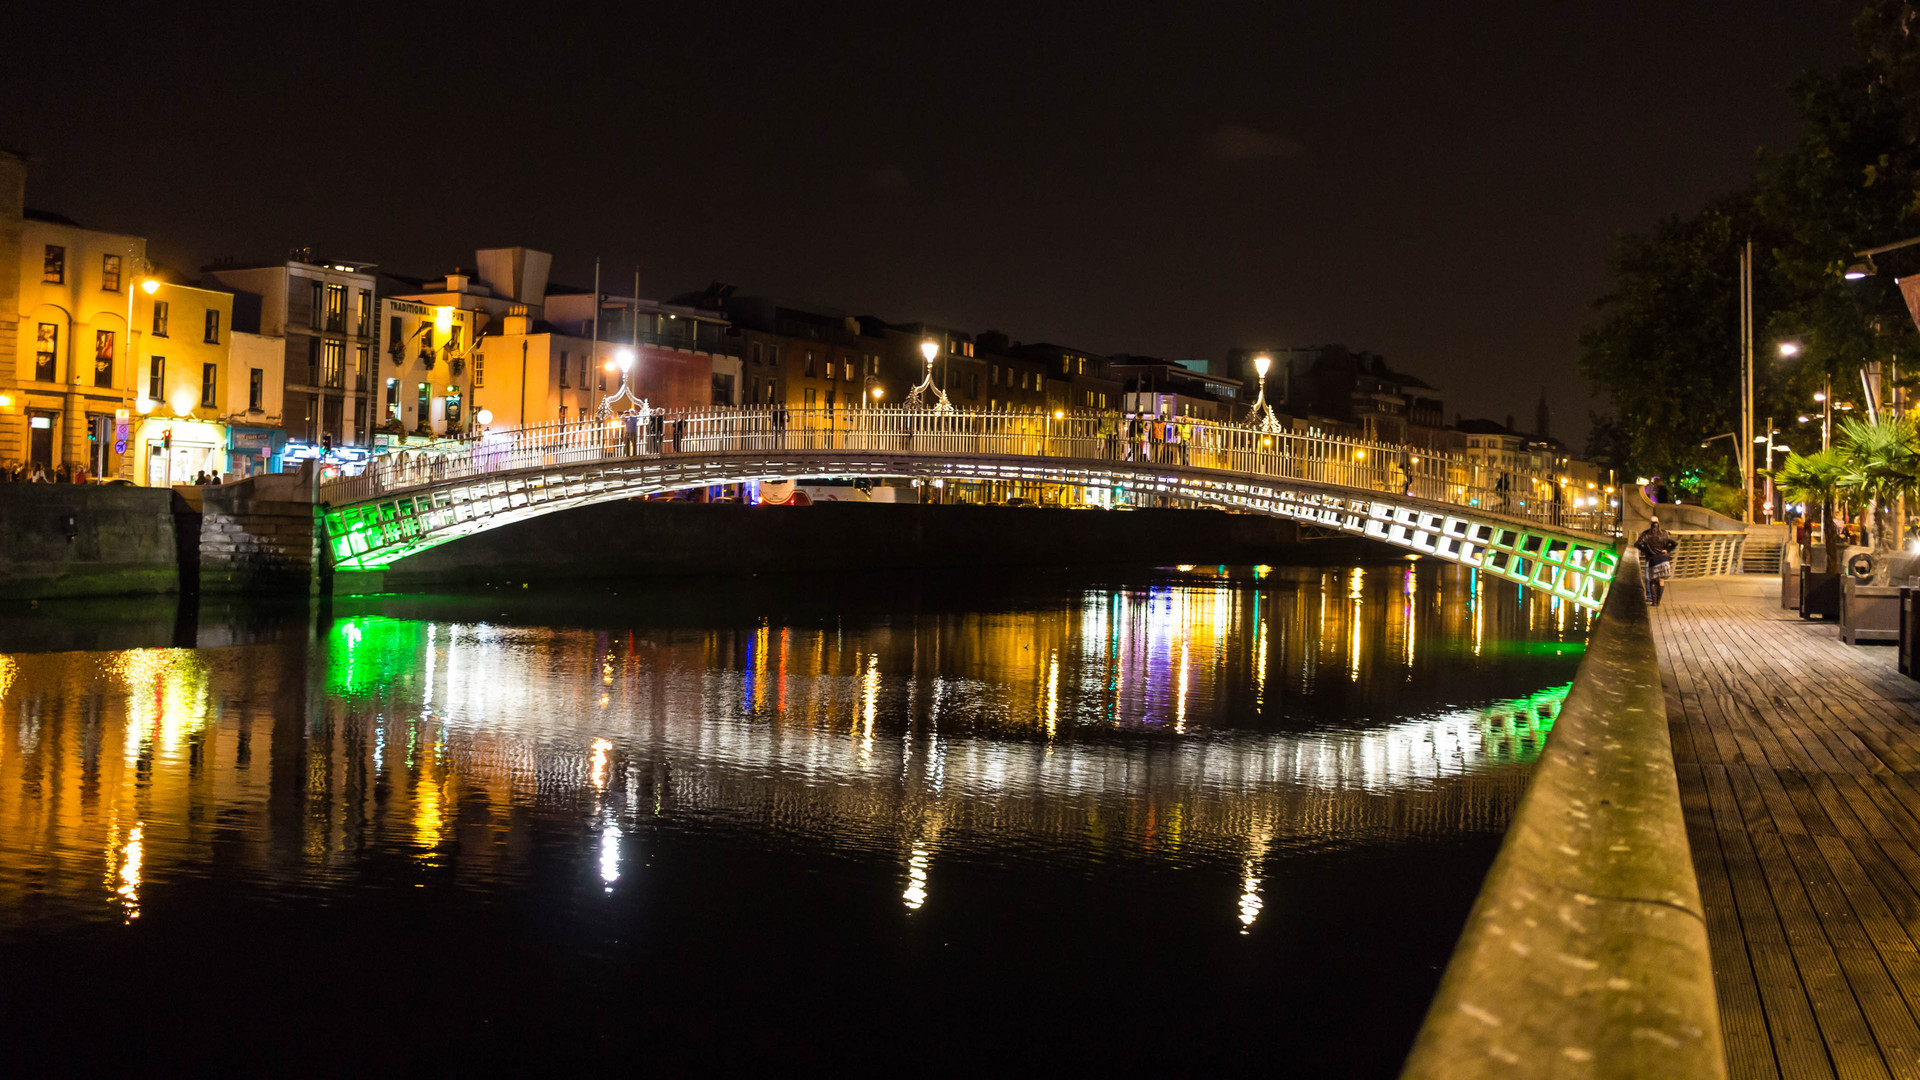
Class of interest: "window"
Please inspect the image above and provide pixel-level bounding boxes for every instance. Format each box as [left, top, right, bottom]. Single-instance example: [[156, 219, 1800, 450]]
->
[[805, 351, 817, 378], [385, 378, 399, 421], [151, 300, 169, 337], [416, 382, 430, 425], [204, 309, 220, 343], [149, 355, 165, 402], [992, 365, 1000, 386], [387, 315, 403, 360], [804, 387, 817, 405], [249, 368, 264, 411], [42, 245, 65, 284], [325, 284, 345, 331], [309, 281, 323, 329], [35, 324, 58, 381], [201, 363, 218, 408], [102, 254, 121, 292], [356, 289, 372, 336], [473, 352, 484, 388], [322, 339, 345, 388], [842, 360, 852, 381], [559, 351, 571, 388], [304, 395, 318, 440], [354, 344, 368, 390], [94, 330, 114, 388], [306, 338, 320, 384], [711, 372, 733, 406], [768, 344, 780, 366], [751, 343, 762, 365]]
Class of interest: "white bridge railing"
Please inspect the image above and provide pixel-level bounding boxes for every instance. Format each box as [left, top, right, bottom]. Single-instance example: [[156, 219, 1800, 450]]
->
[[318, 407, 1615, 536]]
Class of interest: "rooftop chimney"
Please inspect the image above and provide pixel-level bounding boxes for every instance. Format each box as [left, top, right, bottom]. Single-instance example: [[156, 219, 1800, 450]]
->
[[503, 304, 532, 335]]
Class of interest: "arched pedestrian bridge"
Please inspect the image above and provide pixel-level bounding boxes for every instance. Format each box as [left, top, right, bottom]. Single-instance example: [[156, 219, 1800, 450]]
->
[[317, 408, 1621, 606]]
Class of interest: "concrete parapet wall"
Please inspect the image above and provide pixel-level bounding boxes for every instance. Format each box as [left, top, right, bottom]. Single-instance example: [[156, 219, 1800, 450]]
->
[[199, 476, 321, 596], [0, 485, 182, 598], [1401, 554, 1723, 1079]]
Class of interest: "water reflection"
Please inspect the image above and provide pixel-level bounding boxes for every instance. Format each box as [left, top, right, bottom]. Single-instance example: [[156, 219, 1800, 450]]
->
[[0, 565, 1583, 931], [0, 564, 1585, 1074]]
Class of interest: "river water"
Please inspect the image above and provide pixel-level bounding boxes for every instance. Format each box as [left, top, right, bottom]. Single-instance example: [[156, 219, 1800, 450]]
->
[[0, 563, 1588, 1076]]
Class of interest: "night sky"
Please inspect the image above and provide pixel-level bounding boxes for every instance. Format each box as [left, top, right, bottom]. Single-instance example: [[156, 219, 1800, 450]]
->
[[6, 4, 1854, 442]]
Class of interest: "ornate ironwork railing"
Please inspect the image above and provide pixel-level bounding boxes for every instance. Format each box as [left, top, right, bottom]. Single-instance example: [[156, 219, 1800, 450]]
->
[[317, 405, 1617, 537]]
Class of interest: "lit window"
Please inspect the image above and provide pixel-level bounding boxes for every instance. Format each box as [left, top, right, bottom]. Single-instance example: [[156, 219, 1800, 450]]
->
[[102, 254, 121, 292], [42, 245, 64, 284], [151, 300, 169, 337]]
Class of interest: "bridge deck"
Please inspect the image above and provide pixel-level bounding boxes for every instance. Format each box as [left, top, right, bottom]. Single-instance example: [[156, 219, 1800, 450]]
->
[[1656, 575, 1920, 1080]]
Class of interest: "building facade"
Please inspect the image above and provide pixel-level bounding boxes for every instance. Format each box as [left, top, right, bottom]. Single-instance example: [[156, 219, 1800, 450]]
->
[[129, 278, 234, 486], [8, 201, 146, 477], [204, 253, 377, 449]]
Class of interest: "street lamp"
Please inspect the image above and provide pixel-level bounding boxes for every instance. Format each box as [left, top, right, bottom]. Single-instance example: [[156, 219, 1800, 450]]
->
[[1778, 341, 1802, 357], [1246, 353, 1282, 434], [476, 408, 493, 428]]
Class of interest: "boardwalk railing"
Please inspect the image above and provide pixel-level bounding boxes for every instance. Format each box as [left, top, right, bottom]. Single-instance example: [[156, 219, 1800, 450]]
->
[[318, 406, 1616, 535]]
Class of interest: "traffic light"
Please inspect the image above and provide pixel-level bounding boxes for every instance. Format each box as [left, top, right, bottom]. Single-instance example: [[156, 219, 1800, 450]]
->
[[162, 428, 172, 451], [321, 434, 333, 454]]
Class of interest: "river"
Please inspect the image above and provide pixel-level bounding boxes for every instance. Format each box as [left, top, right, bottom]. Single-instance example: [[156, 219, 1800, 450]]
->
[[0, 562, 1588, 1076]]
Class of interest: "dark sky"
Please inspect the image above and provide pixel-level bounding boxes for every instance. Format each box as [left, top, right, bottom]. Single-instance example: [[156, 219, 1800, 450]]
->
[[6, 3, 1856, 441]]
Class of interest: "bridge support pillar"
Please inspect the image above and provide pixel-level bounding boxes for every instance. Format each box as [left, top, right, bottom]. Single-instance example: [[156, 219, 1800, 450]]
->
[[198, 470, 324, 596]]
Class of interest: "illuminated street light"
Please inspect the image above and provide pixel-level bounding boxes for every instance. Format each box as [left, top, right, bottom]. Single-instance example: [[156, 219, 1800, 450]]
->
[[616, 348, 635, 374], [1813, 391, 1827, 402], [1777, 341, 1801, 357], [476, 408, 493, 427], [141, 278, 160, 295], [1845, 260, 1876, 280], [921, 340, 939, 363]]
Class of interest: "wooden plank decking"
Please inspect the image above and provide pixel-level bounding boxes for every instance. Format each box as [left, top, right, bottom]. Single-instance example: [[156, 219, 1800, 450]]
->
[[1656, 575, 1920, 1079]]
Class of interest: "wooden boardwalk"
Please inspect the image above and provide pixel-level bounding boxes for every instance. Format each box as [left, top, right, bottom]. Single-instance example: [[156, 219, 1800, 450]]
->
[[1657, 575, 1920, 1079]]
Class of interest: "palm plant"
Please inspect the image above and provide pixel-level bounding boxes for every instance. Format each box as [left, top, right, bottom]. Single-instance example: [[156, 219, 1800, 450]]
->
[[1770, 446, 1847, 573], [1834, 415, 1920, 584]]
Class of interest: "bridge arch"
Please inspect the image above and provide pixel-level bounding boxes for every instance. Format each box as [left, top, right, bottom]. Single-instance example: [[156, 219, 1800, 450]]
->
[[319, 409, 1619, 607]]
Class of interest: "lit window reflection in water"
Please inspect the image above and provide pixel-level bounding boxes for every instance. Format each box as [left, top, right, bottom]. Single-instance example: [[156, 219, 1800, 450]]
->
[[0, 565, 1586, 942], [904, 848, 930, 911]]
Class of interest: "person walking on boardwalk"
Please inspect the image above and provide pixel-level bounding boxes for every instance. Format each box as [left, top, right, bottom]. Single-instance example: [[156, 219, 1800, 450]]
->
[[1636, 515, 1678, 605]]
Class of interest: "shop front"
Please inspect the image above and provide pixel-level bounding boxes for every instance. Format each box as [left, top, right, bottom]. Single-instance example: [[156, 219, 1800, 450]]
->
[[227, 426, 286, 478], [134, 416, 229, 487]]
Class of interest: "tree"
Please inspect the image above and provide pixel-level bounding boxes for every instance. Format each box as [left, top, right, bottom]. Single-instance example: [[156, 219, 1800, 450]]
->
[[1770, 445, 1849, 572], [1578, 194, 1781, 484], [1835, 414, 1920, 581]]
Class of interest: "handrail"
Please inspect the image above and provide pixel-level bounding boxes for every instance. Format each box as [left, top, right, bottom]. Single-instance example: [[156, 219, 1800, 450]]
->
[[315, 406, 1615, 536], [1400, 552, 1722, 1079]]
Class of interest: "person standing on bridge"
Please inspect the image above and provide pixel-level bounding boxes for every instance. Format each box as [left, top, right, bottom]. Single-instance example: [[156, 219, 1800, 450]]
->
[[1635, 515, 1678, 606], [622, 411, 640, 456], [1177, 416, 1193, 465]]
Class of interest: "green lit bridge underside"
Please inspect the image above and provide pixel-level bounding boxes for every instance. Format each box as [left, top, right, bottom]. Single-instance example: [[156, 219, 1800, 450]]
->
[[321, 450, 1619, 606]]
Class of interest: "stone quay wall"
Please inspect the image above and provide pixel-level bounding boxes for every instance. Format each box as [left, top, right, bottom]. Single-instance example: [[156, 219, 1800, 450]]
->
[[197, 471, 323, 596], [0, 484, 184, 599]]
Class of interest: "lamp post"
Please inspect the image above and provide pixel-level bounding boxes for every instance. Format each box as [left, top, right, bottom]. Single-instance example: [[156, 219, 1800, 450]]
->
[[1246, 352, 1283, 434]]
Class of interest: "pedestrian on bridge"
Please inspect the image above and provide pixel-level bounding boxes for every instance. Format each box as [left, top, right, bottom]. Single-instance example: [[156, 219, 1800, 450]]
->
[[1177, 417, 1193, 465], [622, 411, 640, 456]]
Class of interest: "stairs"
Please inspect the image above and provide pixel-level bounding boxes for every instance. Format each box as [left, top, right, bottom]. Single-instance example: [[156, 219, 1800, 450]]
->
[[1742, 526, 1787, 575]]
